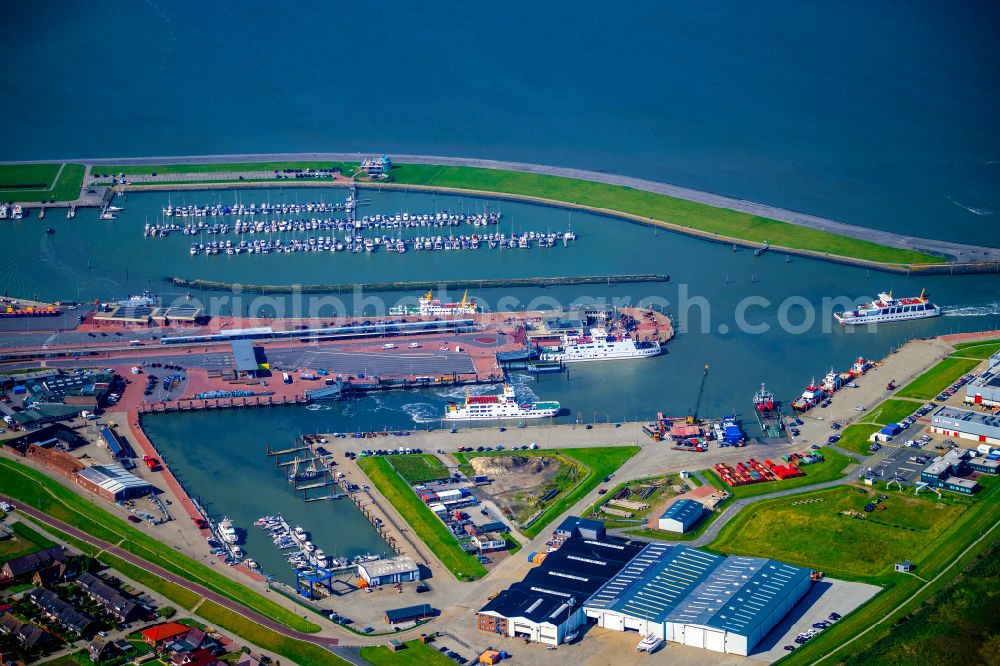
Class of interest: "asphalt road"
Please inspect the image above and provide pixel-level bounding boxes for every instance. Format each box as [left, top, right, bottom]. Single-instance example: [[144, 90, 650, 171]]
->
[[24, 151, 997, 262]]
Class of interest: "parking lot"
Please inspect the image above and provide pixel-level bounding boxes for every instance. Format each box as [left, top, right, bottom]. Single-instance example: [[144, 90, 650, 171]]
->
[[752, 578, 882, 661]]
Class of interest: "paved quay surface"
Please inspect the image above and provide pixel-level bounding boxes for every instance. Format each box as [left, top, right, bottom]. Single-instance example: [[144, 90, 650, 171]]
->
[[28, 151, 999, 263]]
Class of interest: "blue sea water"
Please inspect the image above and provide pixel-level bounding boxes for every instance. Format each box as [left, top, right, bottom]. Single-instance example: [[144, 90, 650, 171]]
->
[[1, 1, 997, 246]]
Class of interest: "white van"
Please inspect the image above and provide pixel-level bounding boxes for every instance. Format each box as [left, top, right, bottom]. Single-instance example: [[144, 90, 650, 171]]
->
[[408, 342, 421, 349], [383, 343, 396, 350]]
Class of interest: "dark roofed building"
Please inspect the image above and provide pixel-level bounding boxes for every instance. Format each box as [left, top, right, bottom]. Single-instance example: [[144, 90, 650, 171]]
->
[[76, 572, 143, 622], [230, 340, 260, 376], [89, 638, 118, 663], [476, 536, 644, 646], [383, 604, 436, 625], [33, 561, 76, 588], [552, 516, 606, 541], [0, 614, 55, 649], [1, 546, 66, 579], [28, 587, 95, 635]]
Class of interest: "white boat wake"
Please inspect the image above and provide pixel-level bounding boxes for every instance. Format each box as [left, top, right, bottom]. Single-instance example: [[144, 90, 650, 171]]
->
[[942, 302, 1000, 317], [945, 195, 994, 216], [401, 402, 439, 423]]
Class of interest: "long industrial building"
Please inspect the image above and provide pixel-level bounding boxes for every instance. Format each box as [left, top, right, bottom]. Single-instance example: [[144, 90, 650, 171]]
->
[[583, 543, 812, 656], [930, 406, 1000, 447], [477, 527, 813, 656]]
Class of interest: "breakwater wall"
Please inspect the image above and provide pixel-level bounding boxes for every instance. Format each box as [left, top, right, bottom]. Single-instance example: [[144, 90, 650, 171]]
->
[[166, 273, 671, 294]]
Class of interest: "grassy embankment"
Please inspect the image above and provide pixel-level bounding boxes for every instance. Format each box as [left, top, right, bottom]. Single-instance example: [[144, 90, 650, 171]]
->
[[950, 337, 1000, 359], [703, 446, 853, 500], [0, 163, 85, 202], [195, 600, 350, 666], [895, 356, 981, 400], [0, 458, 319, 632], [746, 475, 1000, 665], [358, 456, 488, 581], [385, 453, 450, 484], [92, 159, 942, 265], [359, 638, 457, 666], [843, 541, 1000, 665], [452, 446, 641, 538]]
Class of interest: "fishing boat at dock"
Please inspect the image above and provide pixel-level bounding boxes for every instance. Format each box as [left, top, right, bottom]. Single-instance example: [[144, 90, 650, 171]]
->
[[753, 383, 784, 436]]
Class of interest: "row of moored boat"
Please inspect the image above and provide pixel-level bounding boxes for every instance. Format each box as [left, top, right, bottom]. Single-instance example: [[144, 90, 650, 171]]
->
[[185, 230, 576, 255]]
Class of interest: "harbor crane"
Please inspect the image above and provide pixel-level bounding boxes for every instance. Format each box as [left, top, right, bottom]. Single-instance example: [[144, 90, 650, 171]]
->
[[687, 364, 709, 424]]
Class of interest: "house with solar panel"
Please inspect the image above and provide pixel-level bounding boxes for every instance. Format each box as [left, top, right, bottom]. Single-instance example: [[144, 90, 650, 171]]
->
[[583, 543, 812, 655]]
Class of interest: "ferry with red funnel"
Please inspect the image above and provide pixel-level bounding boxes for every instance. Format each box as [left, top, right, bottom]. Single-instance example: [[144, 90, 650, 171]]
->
[[835, 290, 940, 325]]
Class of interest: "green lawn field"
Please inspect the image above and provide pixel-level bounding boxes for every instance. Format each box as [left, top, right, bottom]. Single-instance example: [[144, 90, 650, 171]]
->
[[358, 456, 487, 580], [387, 454, 450, 484], [710, 486, 967, 577], [0, 520, 56, 559], [865, 398, 923, 425], [359, 638, 457, 665], [704, 447, 853, 500], [837, 423, 883, 455], [780, 475, 1000, 665], [0, 163, 84, 202], [896, 357, 981, 399], [844, 544, 1000, 666], [951, 338, 1000, 360]]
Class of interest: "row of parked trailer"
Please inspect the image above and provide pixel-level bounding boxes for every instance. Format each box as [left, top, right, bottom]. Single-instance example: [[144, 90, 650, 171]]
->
[[715, 453, 823, 487]]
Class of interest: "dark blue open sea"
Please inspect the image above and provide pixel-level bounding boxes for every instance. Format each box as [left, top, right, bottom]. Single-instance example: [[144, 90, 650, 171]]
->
[[2, 1, 998, 245]]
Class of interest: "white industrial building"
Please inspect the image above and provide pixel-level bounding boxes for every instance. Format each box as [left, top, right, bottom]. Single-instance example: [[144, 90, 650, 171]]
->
[[657, 499, 704, 533], [930, 406, 1000, 447], [357, 556, 420, 586], [583, 543, 813, 656]]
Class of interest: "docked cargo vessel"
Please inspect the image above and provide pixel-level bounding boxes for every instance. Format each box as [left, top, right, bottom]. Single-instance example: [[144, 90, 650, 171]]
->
[[753, 383, 784, 436], [791, 357, 873, 412], [834, 290, 940, 325], [389, 290, 478, 316], [444, 384, 560, 421], [539, 326, 661, 363]]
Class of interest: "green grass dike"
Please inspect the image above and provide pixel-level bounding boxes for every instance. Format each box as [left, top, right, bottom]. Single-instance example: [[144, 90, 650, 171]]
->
[[0, 163, 84, 202], [90, 159, 942, 265], [0, 457, 320, 633], [383, 163, 944, 265]]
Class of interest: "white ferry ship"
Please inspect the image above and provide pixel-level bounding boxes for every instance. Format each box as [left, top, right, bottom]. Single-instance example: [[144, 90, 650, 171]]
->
[[444, 384, 560, 421], [540, 326, 661, 363], [834, 290, 940, 325], [389, 290, 478, 316]]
